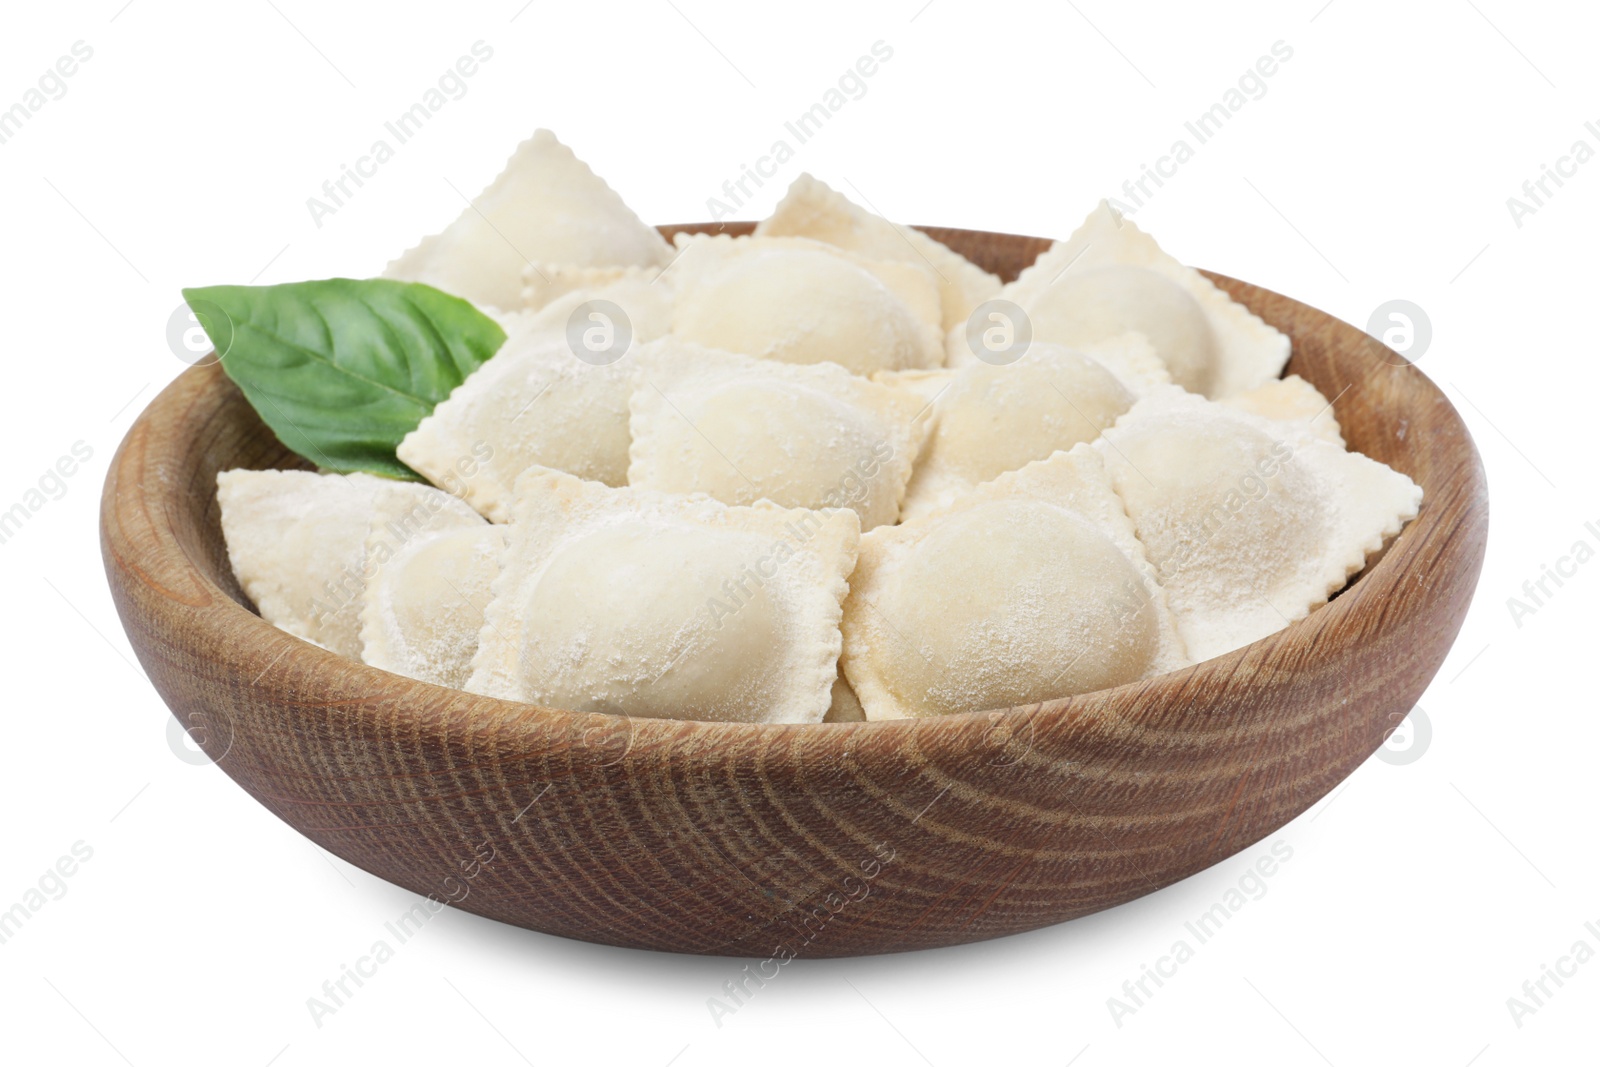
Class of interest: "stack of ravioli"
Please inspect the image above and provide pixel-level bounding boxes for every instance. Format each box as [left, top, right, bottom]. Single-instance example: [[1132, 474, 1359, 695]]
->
[[218, 130, 1423, 725]]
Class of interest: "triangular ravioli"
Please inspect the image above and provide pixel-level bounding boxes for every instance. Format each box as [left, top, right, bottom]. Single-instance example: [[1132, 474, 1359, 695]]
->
[[996, 201, 1289, 397], [384, 129, 671, 310]]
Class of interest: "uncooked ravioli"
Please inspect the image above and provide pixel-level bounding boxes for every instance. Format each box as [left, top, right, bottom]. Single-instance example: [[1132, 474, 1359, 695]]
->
[[383, 129, 671, 310], [1221, 374, 1345, 447], [359, 524, 505, 689], [669, 234, 943, 375], [840, 444, 1189, 719], [887, 341, 1146, 520], [1017, 265, 1217, 391], [992, 201, 1290, 398], [397, 273, 676, 522], [627, 339, 928, 529], [755, 173, 1002, 331], [467, 466, 860, 724], [216, 469, 484, 657], [1098, 386, 1421, 661]]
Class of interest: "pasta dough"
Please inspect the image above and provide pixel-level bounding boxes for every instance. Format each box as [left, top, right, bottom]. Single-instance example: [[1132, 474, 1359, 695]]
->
[[515, 271, 677, 344], [627, 339, 928, 529], [521, 262, 663, 313], [1098, 387, 1422, 661], [991, 201, 1289, 397], [669, 234, 944, 375], [383, 129, 671, 310], [936, 331, 1172, 398], [755, 173, 1002, 330], [1060, 332, 1172, 398], [841, 444, 1189, 720], [216, 469, 483, 657], [467, 467, 859, 724], [360, 524, 505, 689], [1221, 374, 1344, 447], [398, 274, 675, 521], [888, 337, 1168, 520]]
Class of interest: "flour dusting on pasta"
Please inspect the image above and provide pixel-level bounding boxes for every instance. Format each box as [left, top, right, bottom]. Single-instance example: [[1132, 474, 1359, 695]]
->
[[214, 133, 1423, 724]]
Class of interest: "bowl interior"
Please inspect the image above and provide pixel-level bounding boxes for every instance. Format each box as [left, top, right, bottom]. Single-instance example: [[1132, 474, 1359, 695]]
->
[[196, 223, 1438, 655]]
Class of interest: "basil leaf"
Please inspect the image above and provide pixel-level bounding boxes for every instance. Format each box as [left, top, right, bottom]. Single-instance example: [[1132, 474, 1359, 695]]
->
[[181, 278, 507, 480]]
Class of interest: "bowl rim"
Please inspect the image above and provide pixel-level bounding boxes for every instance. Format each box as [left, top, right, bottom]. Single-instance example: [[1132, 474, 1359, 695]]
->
[[102, 224, 1487, 753]]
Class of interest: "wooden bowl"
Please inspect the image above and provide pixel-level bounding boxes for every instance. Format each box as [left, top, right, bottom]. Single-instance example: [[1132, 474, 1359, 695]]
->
[[101, 224, 1488, 957]]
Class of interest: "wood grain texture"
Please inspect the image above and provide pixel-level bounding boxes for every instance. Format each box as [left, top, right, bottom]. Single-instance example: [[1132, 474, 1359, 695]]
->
[[100, 224, 1489, 957]]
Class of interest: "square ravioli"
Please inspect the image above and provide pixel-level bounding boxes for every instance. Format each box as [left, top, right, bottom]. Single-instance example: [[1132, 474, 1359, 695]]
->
[[668, 233, 944, 375], [841, 444, 1189, 720], [397, 273, 675, 522], [467, 467, 860, 724], [360, 524, 506, 689], [383, 129, 671, 311], [755, 173, 1002, 331], [627, 339, 928, 529], [216, 469, 483, 658], [1098, 386, 1422, 661], [883, 336, 1165, 521], [987, 201, 1289, 397]]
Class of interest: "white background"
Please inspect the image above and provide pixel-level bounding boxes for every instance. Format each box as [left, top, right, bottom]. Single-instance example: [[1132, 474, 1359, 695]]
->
[[1, 1, 1595, 1064]]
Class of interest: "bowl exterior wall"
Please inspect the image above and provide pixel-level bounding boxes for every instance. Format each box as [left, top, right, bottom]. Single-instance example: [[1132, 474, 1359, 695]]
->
[[101, 225, 1487, 956]]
